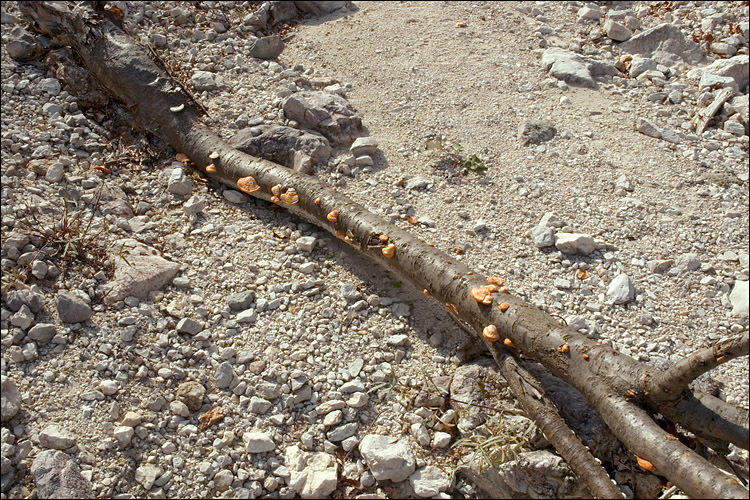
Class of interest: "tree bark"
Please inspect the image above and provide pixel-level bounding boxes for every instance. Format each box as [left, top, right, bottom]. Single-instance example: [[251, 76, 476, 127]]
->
[[19, 2, 749, 498]]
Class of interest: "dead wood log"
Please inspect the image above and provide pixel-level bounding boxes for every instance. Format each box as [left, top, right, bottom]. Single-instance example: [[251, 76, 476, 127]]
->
[[19, 2, 749, 498]]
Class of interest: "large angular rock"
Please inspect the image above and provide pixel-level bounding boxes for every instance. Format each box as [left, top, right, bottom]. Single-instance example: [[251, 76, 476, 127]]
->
[[607, 274, 635, 305], [554, 233, 597, 255], [359, 434, 415, 483], [249, 35, 285, 59], [541, 47, 619, 89], [230, 124, 331, 174], [409, 466, 451, 498], [282, 91, 364, 146], [1, 376, 21, 422], [39, 425, 76, 450], [56, 290, 92, 323], [729, 280, 748, 317], [449, 364, 487, 433], [191, 70, 219, 91], [102, 239, 179, 305], [286, 445, 338, 499], [243, 431, 276, 453], [700, 55, 749, 92], [6, 26, 49, 61], [31, 450, 94, 499], [618, 23, 702, 66]]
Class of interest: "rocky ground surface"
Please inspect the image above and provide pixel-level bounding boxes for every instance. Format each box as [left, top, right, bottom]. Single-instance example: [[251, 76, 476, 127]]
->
[[1, 1, 749, 498]]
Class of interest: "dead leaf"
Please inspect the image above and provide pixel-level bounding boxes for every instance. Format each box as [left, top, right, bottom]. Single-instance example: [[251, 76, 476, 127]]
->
[[576, 269, 590, 280], [455, 21, 467, 28], [175, 153, 190, 163], [272, 229, 288, 239], [198, 407, 224, 431], [405, 215, 418, 225]]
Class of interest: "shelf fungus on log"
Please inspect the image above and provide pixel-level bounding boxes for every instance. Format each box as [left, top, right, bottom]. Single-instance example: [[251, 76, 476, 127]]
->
[[237, 176, 260, 194]]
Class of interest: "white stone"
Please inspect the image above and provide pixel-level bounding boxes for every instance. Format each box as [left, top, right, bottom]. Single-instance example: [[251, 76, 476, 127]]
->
[[113, 426, 134, 447], [286, 445, 338, 499], [99, 380, 119, 396], [554, 232, 597, 255], [296, 236, 316, 253], [244, 431, 276, 453], [530, 225, 555, 247], [432, 432, 451, 448], [121, 411, 142, 427], [350, 136, 378, 157], [604, 19, 632, 41], [39, 425, 76, 450], [607, 274, 635, 304], [729, 281, 748, 316], [409, 465, 451, 498], [135, 464, 162, 490], [214, 470, 234, 491], [359, 434, 415, 482]]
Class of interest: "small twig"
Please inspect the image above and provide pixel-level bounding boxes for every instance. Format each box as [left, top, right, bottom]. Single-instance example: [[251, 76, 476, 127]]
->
[[659, 485, 679, 499]]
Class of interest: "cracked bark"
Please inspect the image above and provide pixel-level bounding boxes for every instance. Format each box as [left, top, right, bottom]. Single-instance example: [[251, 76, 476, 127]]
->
[[19, 2, 749, 498]]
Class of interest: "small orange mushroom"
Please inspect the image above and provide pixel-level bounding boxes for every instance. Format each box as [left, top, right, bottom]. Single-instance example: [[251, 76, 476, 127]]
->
[[314, 198, 321, 205], [344, 235, 352, 243], [335, 229, 343, 237], [498, 302, 510, 312], [471, 287, 493, 305], [382, 243, 396, 258], [271, 184, 282, 197], [280, 188, 299, 205], [237, 176, 260, 194], [208, 151, 220, 159], [499, 286, 509, 293], [558, 344, 569, 353], [423, 289, 430, 296], [446, 302, 458, 314], [487, 276, 504, 286], [379, 234, 389, 242], [327, 210, 340, 223], [636, 457, 655, 471], [504, 338, 515, 348], [93, 165, 111, 175], [483, 284, 499, 293], [582, 353, 590, 360], [483, 325, 500, 342], [206, 163, 216, 173], [271, 196, 280, 203]]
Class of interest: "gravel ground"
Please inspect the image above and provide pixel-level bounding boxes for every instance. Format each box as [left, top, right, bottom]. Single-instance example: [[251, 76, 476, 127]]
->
[[1, 1, 748, 498]]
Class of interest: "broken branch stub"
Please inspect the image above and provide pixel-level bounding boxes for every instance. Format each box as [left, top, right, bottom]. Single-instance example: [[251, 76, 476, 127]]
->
[[19, 3, 749, 499]]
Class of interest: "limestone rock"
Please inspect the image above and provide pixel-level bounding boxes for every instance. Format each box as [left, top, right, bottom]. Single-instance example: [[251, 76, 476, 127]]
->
[[282, 91, 363, 146], [249, 35, 285, 59], [618, 23, 703, 66], [286, 445, 338, 499], [243, 431, 276, 453], [230, 124, 331, 174], [607, 274, 635, 305], [176, 381, 206, 411], [554, 233, 597, 255], [359, 434, 415, 483], [135, 464, 162, 491], [409, 466, 451, 498], [729, 280, 748, 317], [541, 47, 619, 89], [1, 376, 21, 422], [102, 239, 179, 305], [56, 290, 92, 323], [530, 225, 555, 248], [39, 425, 76, 450], [31, 450, 94, 499]]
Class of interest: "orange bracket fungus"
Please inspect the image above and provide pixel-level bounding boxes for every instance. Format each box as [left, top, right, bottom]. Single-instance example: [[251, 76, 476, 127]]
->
[[504, 338, 515, 348], [175, 153, 190, 163], [271, 196, 280, 204], [487, 276, 504, 286], [205, 163, 216, 173], [498, 302, 510, 312], [378, 234, 389, 242], [558, 344, 570, 353], [327, 209, 340, 223], [636, 457, 655, 471], [208, 151, 219, 159], [280, 188, 299, 205], [423, 289, 430, 296], [271, 184, 282, 197], [237, 176, 260, 194], [314, 197, 321, 205], [483, 324, 500, 342], [471, 287, 493, 305], [446, 302, 459, 315], [382, 243, 396, 258]]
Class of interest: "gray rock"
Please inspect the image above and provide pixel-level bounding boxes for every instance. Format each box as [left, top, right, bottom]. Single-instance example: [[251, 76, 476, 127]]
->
[[113, 426, 134, 447], [230, 124, 331, 174], [282, 91, 363, 146], [286, 445, 338, 499], [350, 136, 379, 157], [223, 190, 247, 203], [183, 195, 205, 215], [10, 304, 33, 330], [409, 466, 451, 498], [647, 259, 673, 274], [249, 35, 285, 59], [530, 225, 555, 248], [177, 381, 205, 411], [215, 362, 237, 389], [5, 288, 43, 313], [699, 73, 739, 93], [151, 33, 167, 48], [167, 167, 193, 196], [244, 431, 276, 453], [450, 364, 486, 432], [341, 283, 361, 301], [227, 290, 256, 310], [31, 450, 94, 499], [618, 23, 703, 66], [214, 469, 234, 492], [541, 47, 618, 89], [554, 233, 596, 255], [249, 396, 272, 414], [604, 19, 632, 42], [675, 253, 701, 272], [636, 118, 662, 138], [176, 317, 202, 335], [577, 5, 600, 20], [1, 376, 21, 422], [359, 434, 416, 482], [607, 274, 635, 304], [629, 57, 658, 78], [327, 422, 357, 442], [518, 119, 556, 146], [296, 236, 317, 253], [39, 425, 76, 450], [39, 77, 61, 96], [729, 281, 748, 317], [135, 464, 162, 491], [192, 71, 218, 91], [462, 450, 591, 499], [236, 309, 257, 324], [102, 239, 179, 305], [28, 323, 57, 344], [56, 290, 92, 323], [6, 26, 48, 62]]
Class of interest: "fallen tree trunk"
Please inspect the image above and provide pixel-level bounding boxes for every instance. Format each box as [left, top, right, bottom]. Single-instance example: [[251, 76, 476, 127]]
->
[[20, 2, 749, 498]]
